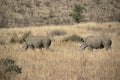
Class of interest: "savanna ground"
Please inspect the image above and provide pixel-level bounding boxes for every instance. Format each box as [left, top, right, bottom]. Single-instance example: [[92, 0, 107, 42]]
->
[[0, 22, 120, 80]]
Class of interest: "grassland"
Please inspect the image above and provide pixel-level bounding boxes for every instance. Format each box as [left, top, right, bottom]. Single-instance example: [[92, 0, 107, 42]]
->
[[0, 22, 120, 80]]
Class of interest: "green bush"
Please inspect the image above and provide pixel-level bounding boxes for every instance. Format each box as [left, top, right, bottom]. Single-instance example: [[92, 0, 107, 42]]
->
[[9, 31, 31, 44], [49, 30, 67, 36], [62, 34, 82, 42], [0, 58, 22, 74], [0, 58, 21, 80], [70, 4, 84, 23], [0, 58, 15, 66]]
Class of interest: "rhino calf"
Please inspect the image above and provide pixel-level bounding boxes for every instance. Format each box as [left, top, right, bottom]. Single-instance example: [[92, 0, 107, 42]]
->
[[22, 36, 51, 51], [80, 35, 112, 51]]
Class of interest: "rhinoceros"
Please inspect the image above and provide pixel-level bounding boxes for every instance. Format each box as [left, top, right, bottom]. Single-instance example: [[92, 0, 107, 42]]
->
[[22, 36, 51, 51], [80, 35, 112, 51]]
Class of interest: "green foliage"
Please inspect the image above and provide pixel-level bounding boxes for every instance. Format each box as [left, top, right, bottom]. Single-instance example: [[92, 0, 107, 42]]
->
[[62, 34, 82, 42], [0, 58, 22, 74], [70, 4, 84, 23], [0, 58, 15, 66], [49, 30, 67, 36], [5, 65, 22, 74], [18, 9, 25, 15]]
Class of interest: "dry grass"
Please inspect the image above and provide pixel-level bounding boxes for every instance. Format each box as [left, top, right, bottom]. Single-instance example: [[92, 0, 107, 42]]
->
[[0, 22, 120, 80]]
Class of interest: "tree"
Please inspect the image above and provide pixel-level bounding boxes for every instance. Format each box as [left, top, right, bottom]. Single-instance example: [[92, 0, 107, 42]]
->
[[70, 4, 84, 23]]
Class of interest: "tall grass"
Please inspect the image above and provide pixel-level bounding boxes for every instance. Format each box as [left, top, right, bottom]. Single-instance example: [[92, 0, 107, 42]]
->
[[0, 22, 120, 80]]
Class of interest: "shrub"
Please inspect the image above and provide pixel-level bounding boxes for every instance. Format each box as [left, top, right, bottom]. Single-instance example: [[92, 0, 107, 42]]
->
[[62, 34, 82, 42], [0, 58, 15, 66], [18, 9, 25, 15], [49, 30, 67, 36], [0, 58, 22, 74], [5, 65, 22, 73], [10, 31, 32, 44], [0, 58, 21, 80], [70, 4, 84, 23], [9, 33, 20, 43]]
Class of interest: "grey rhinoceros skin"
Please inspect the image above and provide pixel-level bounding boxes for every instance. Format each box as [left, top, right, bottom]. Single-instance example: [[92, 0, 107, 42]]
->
[[22, 36, 51, 51], [80, 35, 112, 51]]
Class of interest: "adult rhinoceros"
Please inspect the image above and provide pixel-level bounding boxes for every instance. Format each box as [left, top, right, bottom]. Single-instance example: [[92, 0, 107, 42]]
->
[[80, 35, 112, 51]]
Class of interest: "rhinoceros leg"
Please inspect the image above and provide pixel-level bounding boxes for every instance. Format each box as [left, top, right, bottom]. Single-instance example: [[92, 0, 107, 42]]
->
[[105, 46, 112, 50], [87, 47, 93, 51], [103, 40, 112, 50], [22, 43, 29, 51], [79, 44, 86, 51], [29, 44, 35, 50]]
